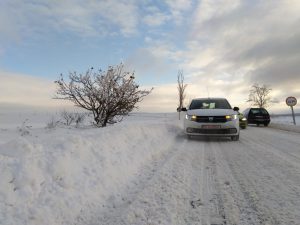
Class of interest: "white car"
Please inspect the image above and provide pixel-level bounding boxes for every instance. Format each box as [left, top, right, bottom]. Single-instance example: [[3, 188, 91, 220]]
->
[[181, 98, 240, 141]]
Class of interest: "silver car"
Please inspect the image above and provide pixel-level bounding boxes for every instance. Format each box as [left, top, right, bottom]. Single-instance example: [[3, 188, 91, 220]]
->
[[181, 98, 240, 141]]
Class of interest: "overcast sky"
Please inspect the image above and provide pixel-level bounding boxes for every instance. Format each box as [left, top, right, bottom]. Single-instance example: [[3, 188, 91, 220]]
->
[[0, 0, 299, 113]]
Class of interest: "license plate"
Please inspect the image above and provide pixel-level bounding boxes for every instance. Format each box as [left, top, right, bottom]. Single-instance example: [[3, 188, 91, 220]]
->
[[202, 125, 221, 129]]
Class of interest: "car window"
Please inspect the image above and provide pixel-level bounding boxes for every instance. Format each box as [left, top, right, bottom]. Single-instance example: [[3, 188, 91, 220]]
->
[[250, 109, 260, 114], [250, 108, 269, 115], [189, 99, 231, 109], [261, 108, 269, 115]]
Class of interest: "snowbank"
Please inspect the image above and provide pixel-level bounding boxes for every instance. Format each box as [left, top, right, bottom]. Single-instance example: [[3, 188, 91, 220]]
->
[[270, 116, 300, 133], [269, 123, 300, 133], [271, 115, 300, 125], [0, 113, 180, 225]]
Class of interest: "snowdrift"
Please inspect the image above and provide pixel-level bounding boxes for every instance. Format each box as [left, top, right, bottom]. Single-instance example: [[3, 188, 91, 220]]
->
[[0, 115, 180, 225]]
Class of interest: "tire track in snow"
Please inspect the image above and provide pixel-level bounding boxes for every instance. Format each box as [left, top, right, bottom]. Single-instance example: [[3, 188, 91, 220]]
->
[[216, 129, 300, 224], [93, 134, 234, 225], [218, 143, 281, 224], [73, 124, 184, 225], [87, 135, 202, 225], [244, 126, 300, 165], [202, 140, 228, 225], [212, 139, 270, 225]]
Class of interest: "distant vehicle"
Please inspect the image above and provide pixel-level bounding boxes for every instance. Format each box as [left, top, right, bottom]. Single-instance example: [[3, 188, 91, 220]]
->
[[243, 108, 270, 126], [181, 98, 240, 141], [238, 113, 247, 129]]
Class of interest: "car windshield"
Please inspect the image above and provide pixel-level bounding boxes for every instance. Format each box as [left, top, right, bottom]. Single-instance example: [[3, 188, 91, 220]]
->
[[251, 109, 261, 114], [189, 99, 232, 110], [251, 108, 269, 115]]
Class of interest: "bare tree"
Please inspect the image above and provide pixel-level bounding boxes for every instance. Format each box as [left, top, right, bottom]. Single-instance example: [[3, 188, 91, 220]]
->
[[247, 83, 272, 108], [54, 63, 152, 127], [177, 70, 187, 119]]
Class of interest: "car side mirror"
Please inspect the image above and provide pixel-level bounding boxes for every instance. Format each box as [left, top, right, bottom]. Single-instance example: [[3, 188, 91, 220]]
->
[[233, 107, 239, 111], [181, 107, 187, 111]]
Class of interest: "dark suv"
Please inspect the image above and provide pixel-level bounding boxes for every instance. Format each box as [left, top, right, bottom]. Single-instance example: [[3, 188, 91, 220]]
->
[[243, 108, 270, 126]]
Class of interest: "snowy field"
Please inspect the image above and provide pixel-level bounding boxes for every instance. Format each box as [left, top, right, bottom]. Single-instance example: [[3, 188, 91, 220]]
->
[[270, 115, 300, 133], [271, 115, 300, 125], [1, 112, 300, 225]]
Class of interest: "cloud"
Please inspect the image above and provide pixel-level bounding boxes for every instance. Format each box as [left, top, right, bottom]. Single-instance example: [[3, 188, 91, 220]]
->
[[0, 0, 140, 48], [1, 0, 300, 114], [126, 0, 300, 113], [124, 47, 175, 80], [0, 71, 71, 109], [170, 0, 300, 112], [164, 0, 193, 25], [143, 11, 170, 27], [137, 84, 178, 112]]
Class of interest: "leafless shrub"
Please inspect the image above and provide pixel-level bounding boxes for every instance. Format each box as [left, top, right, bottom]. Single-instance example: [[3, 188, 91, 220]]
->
[[54, 63, 152, 127], [74, 112, 86, 127], [18, 119, 32, 136], [46, 117, 60, 129], [60, 110, 75, 126]]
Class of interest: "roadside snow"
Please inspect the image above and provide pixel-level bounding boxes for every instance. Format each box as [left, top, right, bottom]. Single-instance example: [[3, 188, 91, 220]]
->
[[271, 115, 300, 125], [1, 112, 300, 225], [0, 113, 180, 225], [270, 116, 300, 133], [269, 123, 300, 133]]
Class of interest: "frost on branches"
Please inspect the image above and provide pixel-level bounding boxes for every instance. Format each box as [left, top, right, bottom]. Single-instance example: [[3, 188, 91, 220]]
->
[[54, 64, 152, 127]]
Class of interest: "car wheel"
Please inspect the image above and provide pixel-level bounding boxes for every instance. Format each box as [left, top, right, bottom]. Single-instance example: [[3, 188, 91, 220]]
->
[[231, 135, 239, 141], [187, 134, 192, 139], [256, 123, 259, 127], [264, 123, 268, 127]]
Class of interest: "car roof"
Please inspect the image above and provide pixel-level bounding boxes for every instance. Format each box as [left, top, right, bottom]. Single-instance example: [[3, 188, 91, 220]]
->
[[191, 97, 228, 100]]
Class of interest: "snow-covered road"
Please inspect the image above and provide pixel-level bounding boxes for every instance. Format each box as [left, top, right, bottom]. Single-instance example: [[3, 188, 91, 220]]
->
[[1, 113, 300, 225], [90, 126, 300, 225]]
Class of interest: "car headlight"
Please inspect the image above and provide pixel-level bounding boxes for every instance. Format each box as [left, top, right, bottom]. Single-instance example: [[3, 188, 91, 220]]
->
[[185, 115, 197, 121], [226, 114, 238, 121], [241, 117, 247, 121]]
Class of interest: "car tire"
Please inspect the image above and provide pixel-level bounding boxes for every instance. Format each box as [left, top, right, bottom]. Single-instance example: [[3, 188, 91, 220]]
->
[[187, 134, 192, 139], [264, 123, 268, 127], [231, 135, 239, 141]]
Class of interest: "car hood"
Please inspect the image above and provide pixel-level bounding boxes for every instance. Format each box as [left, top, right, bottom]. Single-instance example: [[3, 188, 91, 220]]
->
[[187, 109, 236, 116]]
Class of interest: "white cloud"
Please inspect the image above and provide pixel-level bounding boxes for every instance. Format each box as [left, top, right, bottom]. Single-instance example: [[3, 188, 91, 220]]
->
[[137, 84, 178, 112], [124, 48, 174, 79], [169, 0, 300, 112], [0, 0, 140, 46], [1, 0, 300, 114], [127, 0, 300, 113], [0, 71, 70, 109], [164, 0, 193, 25], [193, 0, 241, 25], [143, 12, 170, 27]]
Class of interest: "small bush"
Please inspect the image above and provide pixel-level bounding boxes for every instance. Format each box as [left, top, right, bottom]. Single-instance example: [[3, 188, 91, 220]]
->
[[60, 110, 75, 126], [74, 113, 86, 127], [46, 117, 60, 129], [18, 119, 32, 136]]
